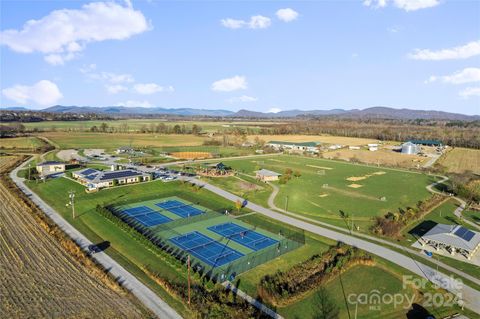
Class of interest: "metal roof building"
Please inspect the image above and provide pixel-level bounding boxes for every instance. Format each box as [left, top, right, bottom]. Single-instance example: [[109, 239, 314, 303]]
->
[[420, 224, 480, 260], [73, 168, 150, 190], [255, 169, 282, 182]]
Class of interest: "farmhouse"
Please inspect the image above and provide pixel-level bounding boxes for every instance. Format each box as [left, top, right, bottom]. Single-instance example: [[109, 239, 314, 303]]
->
[[73, 168, 151, 190], [267, 141, 320, 153], [420, 224, 480, 260], [255, 169, 281, 182], [36, 161, 66, 176]]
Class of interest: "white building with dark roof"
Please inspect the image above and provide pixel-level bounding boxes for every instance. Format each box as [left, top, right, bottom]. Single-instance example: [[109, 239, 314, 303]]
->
[[36, 161, 66, 176], [420, 224, 480, 260], [73, 168, 150, 190], [255, 169, 281, 182]]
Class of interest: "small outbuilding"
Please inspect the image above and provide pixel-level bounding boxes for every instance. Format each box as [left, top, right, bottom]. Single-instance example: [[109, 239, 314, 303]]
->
[[115, 146, 134, 154], [255, 169, 281, 182], [36, 161, 66, 176], [420, 224, 480, 260]]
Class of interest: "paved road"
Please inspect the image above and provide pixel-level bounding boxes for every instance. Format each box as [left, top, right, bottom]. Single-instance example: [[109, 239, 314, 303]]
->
[[265, 180, 480, 287], [186, 177, 480, 314], [10, 157, 182, 319]]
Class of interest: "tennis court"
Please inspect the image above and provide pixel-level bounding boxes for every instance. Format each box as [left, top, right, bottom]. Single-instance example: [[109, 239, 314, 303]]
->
[[169, 231, 244, 267], [156, 200, 205, 218], [208, 222, 278, 251], [122, 206, 172, 227]]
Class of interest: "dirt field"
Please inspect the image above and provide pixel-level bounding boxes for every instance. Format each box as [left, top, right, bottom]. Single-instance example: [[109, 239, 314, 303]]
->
[[322, 148, 427, 168], [437, 147, 480, 174], [247, 134, 380, 146], [170, 151, 212, 159], [0, 157, 146, 318], [0, 137, 45, 150]]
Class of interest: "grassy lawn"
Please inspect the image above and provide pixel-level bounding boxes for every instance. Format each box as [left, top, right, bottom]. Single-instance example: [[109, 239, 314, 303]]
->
[[463, 209, 480, 226], [221, 155, 435, 231], [0, 136, 45, 150]]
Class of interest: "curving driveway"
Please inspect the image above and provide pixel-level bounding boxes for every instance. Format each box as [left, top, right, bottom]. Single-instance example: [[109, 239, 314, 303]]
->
[[185, 176, 480, 314]]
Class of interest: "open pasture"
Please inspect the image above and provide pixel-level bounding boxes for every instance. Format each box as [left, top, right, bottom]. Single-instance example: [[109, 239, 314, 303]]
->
[[41, 132, 206, 149], [0, 136, 45, 150], [437, 147, 480, 174], [323, 148, 428, 168], [222, 155, 435, 229]]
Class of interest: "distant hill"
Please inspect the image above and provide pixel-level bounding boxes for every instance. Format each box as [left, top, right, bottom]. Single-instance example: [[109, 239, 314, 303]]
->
[[42, 105, 235, 117], [1, 105, 478, 121]]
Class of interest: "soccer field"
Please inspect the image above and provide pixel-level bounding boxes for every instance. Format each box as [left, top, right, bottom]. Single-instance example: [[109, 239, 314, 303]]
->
[[221, 155, 436, 229]]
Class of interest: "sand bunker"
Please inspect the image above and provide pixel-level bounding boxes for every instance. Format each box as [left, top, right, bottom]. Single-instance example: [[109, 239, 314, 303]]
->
[[372, 171, 386, 175], [306, 164, 333, 170], [348, 184, 363, 188], [318, 193, 329, 198]]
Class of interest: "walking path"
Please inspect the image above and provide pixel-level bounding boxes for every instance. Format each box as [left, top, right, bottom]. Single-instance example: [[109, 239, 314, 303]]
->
[[10, 157, 182, 319], [185, 177, 480, 314], [222, 281, 284, 319]]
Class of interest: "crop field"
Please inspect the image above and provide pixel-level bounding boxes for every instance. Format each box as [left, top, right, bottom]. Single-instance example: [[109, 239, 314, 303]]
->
[[322, 148, 428, 168], [437, 147, 480, 174], [41, 132, 206, 150], [221, 155, 435, 230], [0, 157, 146, 318], [247, 134, 381, 146], [0, 136, 45, 150]]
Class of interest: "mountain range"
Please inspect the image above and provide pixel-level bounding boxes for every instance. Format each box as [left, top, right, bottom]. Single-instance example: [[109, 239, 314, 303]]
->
[[1, 105, 478, 121]]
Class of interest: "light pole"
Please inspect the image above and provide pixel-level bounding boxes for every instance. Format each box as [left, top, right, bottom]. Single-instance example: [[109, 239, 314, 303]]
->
[[69, 191, 76, 219], [284, 196, 289, 212]]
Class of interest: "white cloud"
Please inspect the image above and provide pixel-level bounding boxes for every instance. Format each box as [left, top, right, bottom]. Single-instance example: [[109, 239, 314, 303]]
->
[[212, 76, 247, 92], [133, 83, 174, 95], [227, 95, 258, 103], [267, 107, 282, 113], [363, 0, 440, 11], [427, 68, 480, 85], [221, 15, 271, 29], [106, 84, 128, 94], [276, 8, 299, 22], [459, 87, 480, 99], [2, 80, 63, 106], [0, 1, 150, 65], [115, 100, 152, 108], [408, 40, 480, 61]]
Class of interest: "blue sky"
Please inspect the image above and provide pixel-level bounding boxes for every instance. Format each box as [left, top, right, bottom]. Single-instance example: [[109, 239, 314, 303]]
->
[[1, 0, 479, 115]]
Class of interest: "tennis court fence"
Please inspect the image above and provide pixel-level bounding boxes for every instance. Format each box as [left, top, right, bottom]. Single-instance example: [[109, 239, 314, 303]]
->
[[105, 203, 305, 281]]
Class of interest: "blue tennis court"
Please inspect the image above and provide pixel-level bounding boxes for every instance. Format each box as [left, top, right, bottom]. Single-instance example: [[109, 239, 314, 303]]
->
[[208, 222, 278, 251], [121, 206, 171, 227], [169, 231, 243, 267], [155, 200, 204, 218]]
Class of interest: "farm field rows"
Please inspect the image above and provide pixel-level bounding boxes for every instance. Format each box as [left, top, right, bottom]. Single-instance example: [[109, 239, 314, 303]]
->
[[0, 136, 45, 150], [0, 157, 146, 318], [437, 147, 480, 174], [220, 155, 436, 230], [40, 132, 206, 149], [322, 148, 428, 168]]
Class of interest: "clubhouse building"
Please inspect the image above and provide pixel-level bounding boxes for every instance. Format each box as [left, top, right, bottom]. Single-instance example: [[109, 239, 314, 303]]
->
[[419, 224, 480, 260], [73, 168, 151, 190]]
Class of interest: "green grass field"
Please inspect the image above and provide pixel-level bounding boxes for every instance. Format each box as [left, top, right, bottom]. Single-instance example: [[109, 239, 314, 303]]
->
[[218, 155, 435, 231], [15, 119, 278, 133]]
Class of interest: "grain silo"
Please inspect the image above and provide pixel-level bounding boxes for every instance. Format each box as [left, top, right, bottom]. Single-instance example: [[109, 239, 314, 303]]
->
[[401, 142, 419, 155]]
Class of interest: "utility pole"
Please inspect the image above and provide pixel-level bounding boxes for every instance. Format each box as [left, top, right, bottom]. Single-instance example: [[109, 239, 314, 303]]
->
[[69, 191, 75, 219], [28, 164, 31, 180], [187, 255, 191, 305], [284, 196, 289, 212]]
